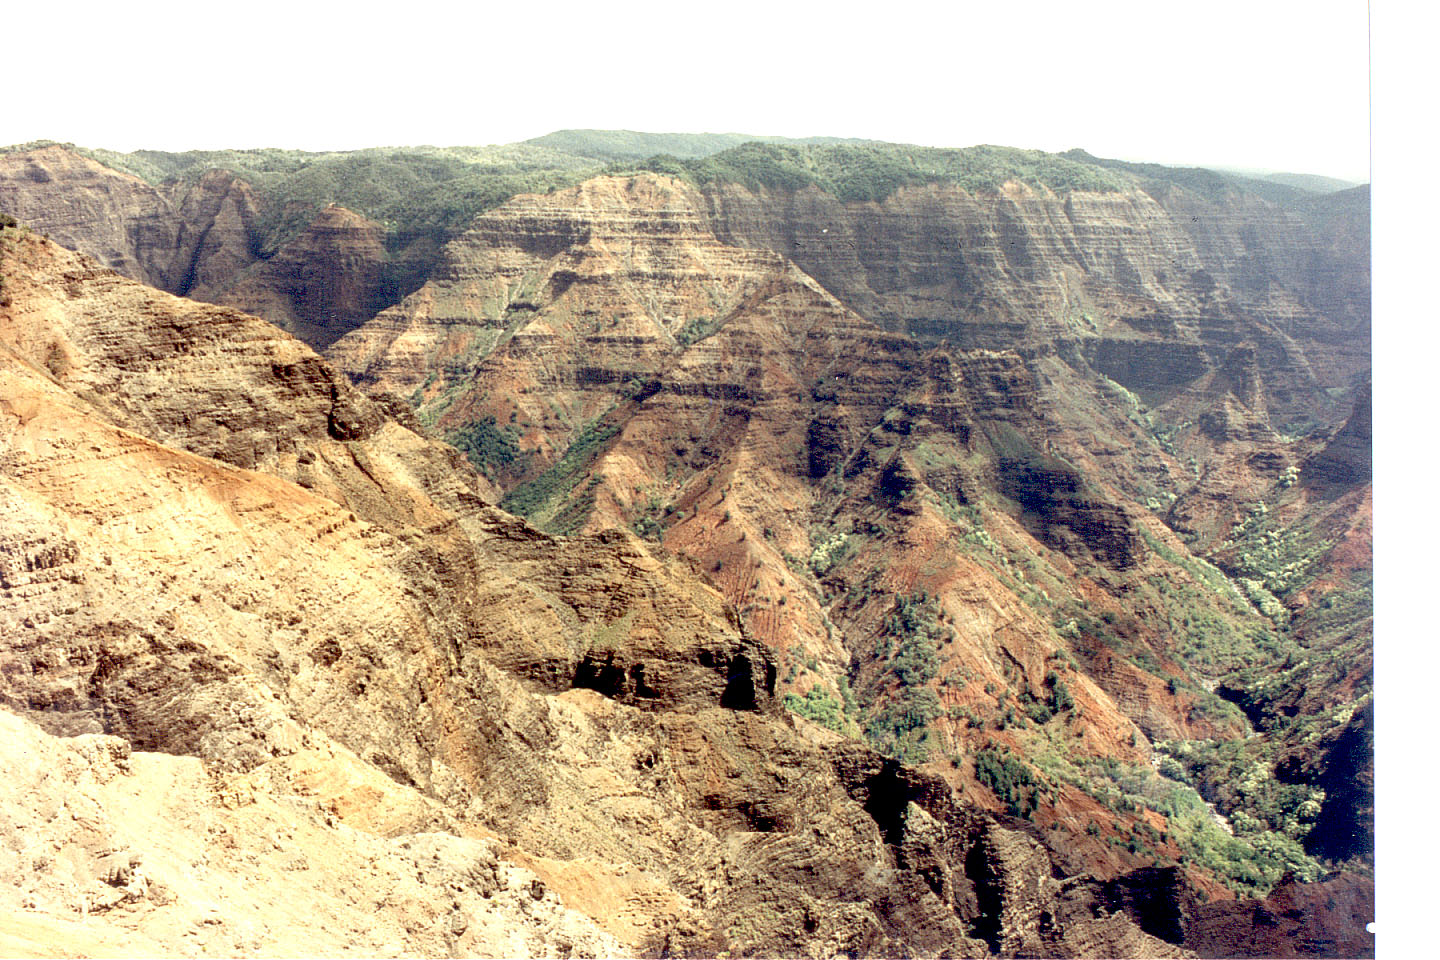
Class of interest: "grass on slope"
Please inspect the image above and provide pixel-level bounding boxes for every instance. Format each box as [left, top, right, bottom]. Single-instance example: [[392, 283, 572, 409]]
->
[[499, 413, 622, 534]]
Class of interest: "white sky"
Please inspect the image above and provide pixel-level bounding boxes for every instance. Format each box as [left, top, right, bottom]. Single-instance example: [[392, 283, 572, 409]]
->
[[6, 0, 1371, 181]]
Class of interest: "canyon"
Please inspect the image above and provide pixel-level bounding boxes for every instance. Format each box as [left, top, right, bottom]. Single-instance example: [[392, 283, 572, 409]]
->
[[0, 134, 1371, 957]]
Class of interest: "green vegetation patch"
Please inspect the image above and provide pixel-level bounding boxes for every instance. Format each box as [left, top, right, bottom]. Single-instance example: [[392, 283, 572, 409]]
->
[[446, 415, 522, 479], [1023, 725, 1323, 895], [782, 686, 848, 734], [974, 746, 1039, 818], [858, 593, 950, 763], [67, 142, 602, 271], [623, 142, 1128, 204], [863, 688, 941, 765], [500, 413, 621, 528], [1156, 736, 1331, 845], [674, 314, 724, 347], [1153, 775, 1323, 894]]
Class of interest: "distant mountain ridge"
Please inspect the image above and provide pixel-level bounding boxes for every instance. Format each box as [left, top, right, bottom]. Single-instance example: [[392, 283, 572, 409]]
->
[[1216, 168, 1365, 194], [524, 128, 885, 159]]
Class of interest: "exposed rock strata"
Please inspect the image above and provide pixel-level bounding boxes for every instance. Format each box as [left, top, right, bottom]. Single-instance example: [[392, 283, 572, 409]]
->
[[196, 205, 391, 348], [1305, 381, 1371, 486], [1, 146, 189, 288], [0, 145, 398, 350], [328, 175, 1277, 872], [0, 230, 1242, 957], [698, 177, 1369, 428], [1, 142, 1373, 955]]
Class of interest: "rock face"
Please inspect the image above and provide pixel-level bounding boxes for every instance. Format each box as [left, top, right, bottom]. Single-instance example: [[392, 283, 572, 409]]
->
[[0, 145, 192, 288], [2, 137, 1373, 956], [1305, 381, 1371, 486], [164, 169, 264, 295], [0, 229, 1263, 958], [699, 176, 1369, 430], [196, 204, 391, 348], [328, 175, 1293, 878], [1181, 871, 1376, 959], [0, 710, 624, 958], [0, 145, 394, 349], [322, 167, 1374, 941]]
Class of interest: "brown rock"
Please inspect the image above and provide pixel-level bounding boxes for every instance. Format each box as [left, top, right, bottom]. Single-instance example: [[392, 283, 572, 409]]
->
[[5, 230, 1197, 957], [197, 204, 390, 349], [0, 145, 184, 287]]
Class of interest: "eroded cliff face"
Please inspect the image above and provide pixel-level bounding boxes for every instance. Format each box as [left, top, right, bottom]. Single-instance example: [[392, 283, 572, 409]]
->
[[1, 140, 1373, 955], [196, 204, 391, 348], [0, 145, 399, 349], [0, 229, 1256, 958], [0, 146, 192, 288], [326, 175, 1338, 894], [698, 176, 1369, 430]]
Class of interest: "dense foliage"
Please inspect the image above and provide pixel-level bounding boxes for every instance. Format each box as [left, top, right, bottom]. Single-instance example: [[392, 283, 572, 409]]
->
[[860, 593, 947, 763], [626, 142, 1130, 201], [782, 685, 847, 733], [500, 414, 621, 527], [446, 415, 522, 479], [973, 746, 1039, 818], [525, 129, 875, 161], [1061, 148, 1321, 205]]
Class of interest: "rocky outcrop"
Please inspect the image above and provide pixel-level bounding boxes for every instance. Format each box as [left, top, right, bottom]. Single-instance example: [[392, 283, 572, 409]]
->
[[329, 173, 794, 405], [0, 709, 624, 958], [1182, 872, 1374, 958], [993, 448, 1142, 570], [0, 145, 400, 354], [329, 175, 1260, 844], [2, 142, 1372, 954], [164, 168, 263, 294], [1305, 381, 1371, 486]]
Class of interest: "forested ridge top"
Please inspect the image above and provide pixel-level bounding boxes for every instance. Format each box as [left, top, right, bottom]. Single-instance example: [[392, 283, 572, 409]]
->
[[3, 133, 1365, 259]]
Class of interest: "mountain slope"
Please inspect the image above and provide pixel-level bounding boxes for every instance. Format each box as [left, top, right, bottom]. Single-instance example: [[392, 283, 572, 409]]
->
[[0, 141, 606, 345], [327, 171, 1370, 901], [525, 129, 882, 160], [0, 225, 1275, 957]]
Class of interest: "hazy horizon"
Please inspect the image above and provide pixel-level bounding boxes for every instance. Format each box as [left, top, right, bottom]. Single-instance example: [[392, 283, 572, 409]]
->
[[5, 0, 1371, 183], [0, 128, 1371, 187]]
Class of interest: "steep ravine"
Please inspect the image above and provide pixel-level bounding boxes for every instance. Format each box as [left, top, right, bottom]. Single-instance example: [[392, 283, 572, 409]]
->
[[325, 172, 1371, 916], [0, 145, 421, 349]]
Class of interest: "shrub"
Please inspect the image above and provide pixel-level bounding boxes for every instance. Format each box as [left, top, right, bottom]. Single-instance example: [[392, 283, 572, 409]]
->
[[864, 688, 941, 764], [1048, 679, 1074, 714], [1025, 702, 1054, 725], [974, 747, 1039, 818], [783, 686, 846, 733], [446, 415, 520, 476], [501, 415, 620, 521], [808, 532, 852, 576]]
